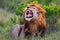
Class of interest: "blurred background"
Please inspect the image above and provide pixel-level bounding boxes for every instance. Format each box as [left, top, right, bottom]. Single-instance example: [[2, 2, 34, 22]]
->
[[0, 0, 60, 40]]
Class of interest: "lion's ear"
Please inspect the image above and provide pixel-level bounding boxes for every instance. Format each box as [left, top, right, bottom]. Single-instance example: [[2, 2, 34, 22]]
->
[[40, 8, 46, 13]]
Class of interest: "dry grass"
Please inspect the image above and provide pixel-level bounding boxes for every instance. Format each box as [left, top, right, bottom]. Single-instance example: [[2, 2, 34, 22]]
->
[[0, 8, 60, 40]]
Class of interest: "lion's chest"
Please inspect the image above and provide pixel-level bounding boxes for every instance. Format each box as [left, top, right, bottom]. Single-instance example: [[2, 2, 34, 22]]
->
[[25, 21, 39, 34]]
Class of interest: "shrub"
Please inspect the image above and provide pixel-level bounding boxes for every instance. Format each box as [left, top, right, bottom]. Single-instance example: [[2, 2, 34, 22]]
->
[[43, 4, 60, 32]]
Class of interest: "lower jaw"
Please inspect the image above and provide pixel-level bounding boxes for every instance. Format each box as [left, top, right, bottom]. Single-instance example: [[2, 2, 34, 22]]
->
[[25, 18, 32, 21]]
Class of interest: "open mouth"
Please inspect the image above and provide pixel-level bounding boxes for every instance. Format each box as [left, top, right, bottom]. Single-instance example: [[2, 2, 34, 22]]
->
[[26, 10, 33, 18], [25, 10, 33, 21]]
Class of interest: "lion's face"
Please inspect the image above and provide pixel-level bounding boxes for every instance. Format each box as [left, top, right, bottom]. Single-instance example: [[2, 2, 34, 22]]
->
[[24, 6, 38, 21]]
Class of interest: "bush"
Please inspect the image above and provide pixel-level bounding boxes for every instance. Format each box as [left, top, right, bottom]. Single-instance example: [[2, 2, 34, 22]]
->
[[43, 4, 60, 32], [43, 4, 60, 17]]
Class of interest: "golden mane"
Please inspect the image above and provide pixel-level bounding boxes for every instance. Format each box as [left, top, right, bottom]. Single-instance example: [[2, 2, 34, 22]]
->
[[27, 3, 46, 13]]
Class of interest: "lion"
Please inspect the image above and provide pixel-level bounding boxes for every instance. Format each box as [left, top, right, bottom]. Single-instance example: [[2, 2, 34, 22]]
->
[[9, 24, 25, 38], [23, 3, 47, 37]]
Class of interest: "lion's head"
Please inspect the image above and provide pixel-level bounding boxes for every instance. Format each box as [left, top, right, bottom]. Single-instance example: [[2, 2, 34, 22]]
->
[[23, 3, 46, 21]]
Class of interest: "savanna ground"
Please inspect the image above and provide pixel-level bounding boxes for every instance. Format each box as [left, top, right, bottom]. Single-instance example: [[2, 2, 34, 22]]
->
[[0, 0, 60, 40]]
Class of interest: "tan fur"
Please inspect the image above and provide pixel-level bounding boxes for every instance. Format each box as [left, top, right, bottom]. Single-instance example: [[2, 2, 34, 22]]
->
[[23, 3, 46, 37]]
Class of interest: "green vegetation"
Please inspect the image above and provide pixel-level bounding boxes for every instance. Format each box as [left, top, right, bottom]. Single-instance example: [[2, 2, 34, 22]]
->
[[0, 0, 60, 40]]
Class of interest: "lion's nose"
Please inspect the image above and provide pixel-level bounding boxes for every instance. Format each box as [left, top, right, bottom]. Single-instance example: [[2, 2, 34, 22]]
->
[[27, 7, 30, 8]]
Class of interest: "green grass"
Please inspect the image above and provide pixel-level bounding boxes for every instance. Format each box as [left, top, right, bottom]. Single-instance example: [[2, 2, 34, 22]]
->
[[0, 30, 60, 40], [0, 8, 60, 40]]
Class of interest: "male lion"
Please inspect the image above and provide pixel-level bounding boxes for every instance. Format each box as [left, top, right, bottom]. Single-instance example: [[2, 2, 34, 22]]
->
[[23, 3, 46, 37]]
